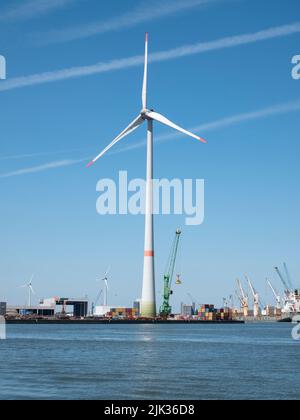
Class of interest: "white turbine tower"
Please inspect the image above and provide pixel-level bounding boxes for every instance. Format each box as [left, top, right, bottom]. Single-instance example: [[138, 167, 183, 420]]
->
[[21, 275, 35, 308], [96, 267, 110, 307], [87, 34, 206, 318], [101, 267, 110, 307]]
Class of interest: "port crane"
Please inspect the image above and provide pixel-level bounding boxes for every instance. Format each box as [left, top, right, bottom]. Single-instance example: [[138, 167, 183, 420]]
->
[[226, 294, 235, 312], [283, 263, 294, 291], [235, 290, 242, 306], [229, 295, 235, 311], [246, 276, 260, 318], [275, 266, 291, 294], [223, 296, 234, 309], [91, 290, 103, 315], [236, 279, 249, 317], [160, 229, 182, 318], [275, 266, 300, 314], [187, 293, 196, 305], [267, 279, 282, 311]]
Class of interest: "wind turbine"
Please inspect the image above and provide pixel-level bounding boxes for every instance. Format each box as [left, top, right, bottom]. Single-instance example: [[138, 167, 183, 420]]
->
[[98, 267, 110, 307], [21, 275, 35, 308], [87, 34, 206, 318]]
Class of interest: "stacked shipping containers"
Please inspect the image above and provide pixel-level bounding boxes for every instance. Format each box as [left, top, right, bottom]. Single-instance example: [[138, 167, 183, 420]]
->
[[107, 308, 139, 318], [198, 305, 216, 321], [197, 305, 233, 321], [105, 305, 234, 321]]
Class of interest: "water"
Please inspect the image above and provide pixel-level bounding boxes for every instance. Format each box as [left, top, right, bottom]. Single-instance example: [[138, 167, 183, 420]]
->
[[0, 323, 299, 400]]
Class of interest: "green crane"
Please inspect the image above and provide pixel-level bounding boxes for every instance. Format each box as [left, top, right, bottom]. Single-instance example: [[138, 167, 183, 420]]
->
[[160, 229, 182, 318]]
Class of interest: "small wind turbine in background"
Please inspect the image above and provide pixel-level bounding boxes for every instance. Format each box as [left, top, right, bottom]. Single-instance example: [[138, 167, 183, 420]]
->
[[97, 267, 110, 307], [20, 275, 35, 308]]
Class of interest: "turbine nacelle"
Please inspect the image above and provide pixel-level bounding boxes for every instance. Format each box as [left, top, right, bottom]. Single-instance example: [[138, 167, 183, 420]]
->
[[141, 109, 151, 119], [141, 109, 156, 120]]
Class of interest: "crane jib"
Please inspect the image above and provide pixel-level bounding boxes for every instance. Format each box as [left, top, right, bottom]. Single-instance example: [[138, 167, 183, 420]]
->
[[160, 230, 182, 317]]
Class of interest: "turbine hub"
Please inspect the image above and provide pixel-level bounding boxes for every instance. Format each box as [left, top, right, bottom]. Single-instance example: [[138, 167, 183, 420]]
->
[[141, 108, 153, 119], [141, 109, 148, 118]]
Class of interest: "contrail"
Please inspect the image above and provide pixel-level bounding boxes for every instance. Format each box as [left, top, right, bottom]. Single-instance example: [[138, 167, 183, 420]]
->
[[35, 0, 221, 45], [0, 0, 80, 22], [191, 100, 300, 133], [1, 21, 300, 92], [1, 99, 299, 178], [0, 158, 87, 179], [0, 148, 93, 162]]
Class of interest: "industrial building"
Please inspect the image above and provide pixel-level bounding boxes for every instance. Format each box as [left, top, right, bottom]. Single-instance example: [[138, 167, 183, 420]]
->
[[40, 297, 88, 318], [93, 304, 140, 319], [133, 299, 142, 316], [4, 297, 88, 319], [181, 303, 196, 317], [93, 305, 112, 317], [7, 305, 55, 317], [0, 302, 7, 316]]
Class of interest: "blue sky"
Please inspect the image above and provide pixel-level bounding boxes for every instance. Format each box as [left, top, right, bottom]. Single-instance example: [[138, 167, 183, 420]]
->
[[0, 0, 300, 310]]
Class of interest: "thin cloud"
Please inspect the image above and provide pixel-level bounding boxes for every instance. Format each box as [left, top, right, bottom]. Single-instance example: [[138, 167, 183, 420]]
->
[[1, 21, 300, 92], [2, 99, 299, 178], [0, 0, 79, 22], [0, 158, 87, 179], [36, 0, 220, 45]]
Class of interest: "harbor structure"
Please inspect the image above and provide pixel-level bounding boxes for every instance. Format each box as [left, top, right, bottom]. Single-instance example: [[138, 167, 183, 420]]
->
[[247, 276, 260, 318], [181, 303, 195, 317], [94, 305, 112, 317], [236, 278, 249, 317], [40, 297, 88, 317], [0, 302, 7, 316]]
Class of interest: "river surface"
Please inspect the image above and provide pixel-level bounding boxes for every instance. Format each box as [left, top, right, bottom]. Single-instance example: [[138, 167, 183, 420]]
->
[[0, 323, 299, 400]]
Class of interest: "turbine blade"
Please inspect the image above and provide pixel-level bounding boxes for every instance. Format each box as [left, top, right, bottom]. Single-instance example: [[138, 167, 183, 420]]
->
[[104, 266, 111, 278], [87, 115, 144, 167], [30, 286, 36, 295], [142, 33, 149, 110], [147, 111, 206, 144]]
